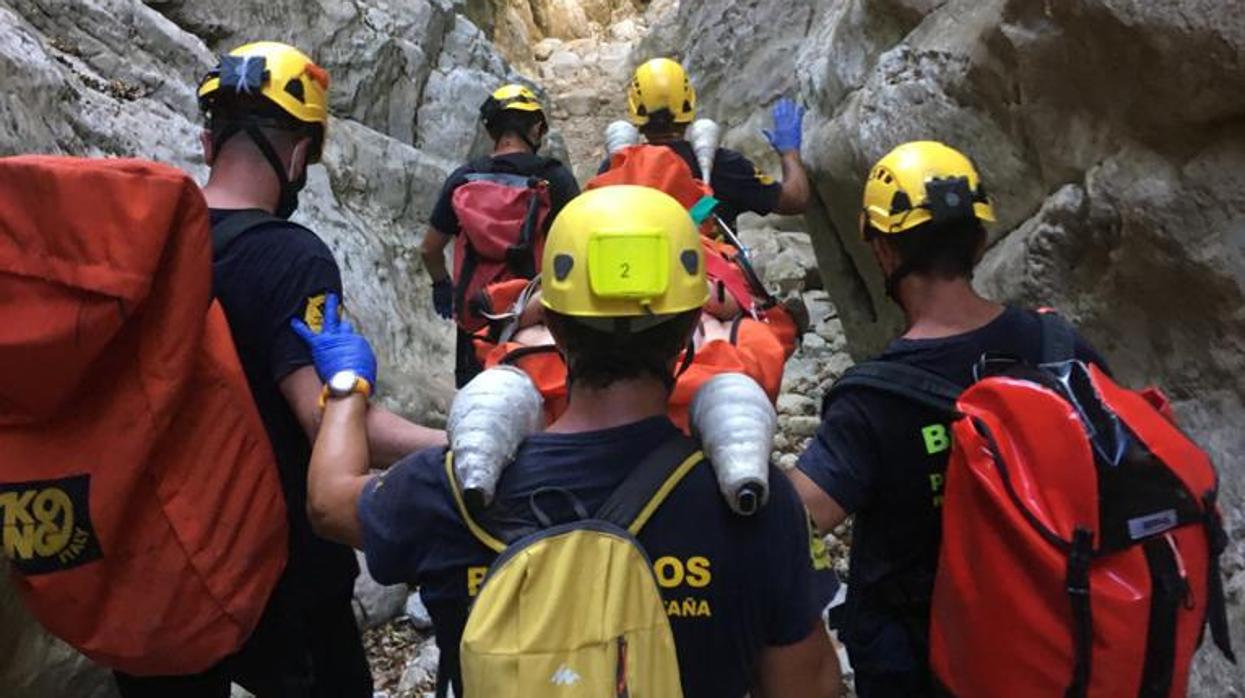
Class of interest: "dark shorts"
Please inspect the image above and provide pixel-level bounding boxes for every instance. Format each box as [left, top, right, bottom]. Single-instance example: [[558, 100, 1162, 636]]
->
[[854, 668, 934, 698], [114, 593, 371, 698]]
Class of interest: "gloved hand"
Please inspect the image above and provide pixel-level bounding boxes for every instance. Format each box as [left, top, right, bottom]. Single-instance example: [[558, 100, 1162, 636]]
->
[[290, 293, 378, 387], [763, 97, 805, 154], [432, 278, 454, 320]]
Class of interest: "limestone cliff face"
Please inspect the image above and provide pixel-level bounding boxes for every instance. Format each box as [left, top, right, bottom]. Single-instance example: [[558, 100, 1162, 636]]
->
[[645, 1, 1245, 693], [0, 1, 523, 694]]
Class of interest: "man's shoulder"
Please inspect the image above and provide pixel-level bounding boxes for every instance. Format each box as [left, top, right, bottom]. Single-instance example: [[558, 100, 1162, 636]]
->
[[713, 146, 766, 176], [362, 447, 453, 523], [221, 215, 334, 263], [381, 446, 451, 492]]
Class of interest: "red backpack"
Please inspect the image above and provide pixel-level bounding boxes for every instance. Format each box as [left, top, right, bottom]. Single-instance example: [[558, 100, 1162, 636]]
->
[[451, 157, 555, 332], [830, 313, 1234, 697], [587, 144, 712, 210], [0, 156, 287, 674]]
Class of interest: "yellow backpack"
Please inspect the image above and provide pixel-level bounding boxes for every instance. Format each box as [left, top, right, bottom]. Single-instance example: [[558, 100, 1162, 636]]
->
[[447, 435, 703, 697]]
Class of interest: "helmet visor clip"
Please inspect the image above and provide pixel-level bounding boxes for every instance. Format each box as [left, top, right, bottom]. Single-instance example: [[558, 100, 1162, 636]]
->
[[924, 176, 976, 224], [219, 54, 268, 94]]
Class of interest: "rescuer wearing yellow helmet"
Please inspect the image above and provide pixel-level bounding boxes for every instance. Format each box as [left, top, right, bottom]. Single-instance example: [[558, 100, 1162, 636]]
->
[[114, 41, 446, 698], [790, 141, 1108, 698], [617, 57, 811, 225], [420, 83, 580, 388], [294, 185, 842, 697]]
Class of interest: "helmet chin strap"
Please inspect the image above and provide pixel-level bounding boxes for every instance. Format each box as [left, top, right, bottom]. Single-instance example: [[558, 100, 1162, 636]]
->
[[214, 118, 307, 219]]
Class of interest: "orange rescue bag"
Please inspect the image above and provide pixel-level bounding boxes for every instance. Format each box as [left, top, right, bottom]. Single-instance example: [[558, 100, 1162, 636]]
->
[[0, 156, 286, 674]]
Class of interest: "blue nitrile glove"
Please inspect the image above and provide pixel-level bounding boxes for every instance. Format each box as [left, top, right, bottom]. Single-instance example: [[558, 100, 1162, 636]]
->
[[290, 293, 378, 387], [763, 97, 805, 154], [432, 278, 454, 320]]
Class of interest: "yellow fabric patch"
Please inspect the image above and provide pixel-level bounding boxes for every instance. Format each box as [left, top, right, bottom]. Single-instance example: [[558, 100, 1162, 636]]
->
[[808, 511, 832, 571], [303, 294, 326, 332], [754, 166, 776, 186]]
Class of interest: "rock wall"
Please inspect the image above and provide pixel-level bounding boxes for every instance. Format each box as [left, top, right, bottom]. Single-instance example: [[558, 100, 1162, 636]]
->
[[465, 0, 645, 70], [0, 0, 526, 694], [645, 0, 1245, 693]]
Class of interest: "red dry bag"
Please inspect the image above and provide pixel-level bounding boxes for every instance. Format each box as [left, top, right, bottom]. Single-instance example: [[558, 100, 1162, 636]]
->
[[0, 156, 286, 674], [451, 157, 554, 332], [832, 313, 1235, 697]]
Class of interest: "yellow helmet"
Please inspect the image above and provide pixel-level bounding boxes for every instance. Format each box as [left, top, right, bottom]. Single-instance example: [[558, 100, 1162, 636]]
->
[[861, 141, 995, 238], [198, 41, 331, 160], [628, 58, 696, 126], [542, 185, 708, 325]]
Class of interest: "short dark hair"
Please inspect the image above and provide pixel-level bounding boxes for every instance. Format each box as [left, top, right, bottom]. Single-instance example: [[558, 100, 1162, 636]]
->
[[484, 109, 546, 142], [545, 309, 700, 390], [870, 218, 987, 280]]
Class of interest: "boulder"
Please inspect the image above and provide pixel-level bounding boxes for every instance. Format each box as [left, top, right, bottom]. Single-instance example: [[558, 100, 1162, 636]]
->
[[353, 552, 409, 629], [0, 562, 118, 698]]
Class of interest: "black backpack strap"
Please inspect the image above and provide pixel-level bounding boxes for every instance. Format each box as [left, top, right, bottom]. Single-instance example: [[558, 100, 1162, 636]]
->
[[595, 434, 704, 534], [1065, 527, 1095, 698], [1202, 490, 1238, 663], [1039, 310, 1078, 364], [210, 209, 281, 258], [828, 361, 963, 415]]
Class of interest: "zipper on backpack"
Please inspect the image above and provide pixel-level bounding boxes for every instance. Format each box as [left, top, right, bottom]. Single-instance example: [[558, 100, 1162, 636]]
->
[[615, 635, 630, 698]]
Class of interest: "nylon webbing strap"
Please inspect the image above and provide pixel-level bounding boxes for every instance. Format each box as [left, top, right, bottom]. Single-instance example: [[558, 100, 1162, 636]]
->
[[210, 209, 281, 258], [1203, 492, 1238, 663], [828, 361, 963, 415], [1065, 527, 1094, 698], [1039, 311, 1077, 364], [595, 434, 703, 534]]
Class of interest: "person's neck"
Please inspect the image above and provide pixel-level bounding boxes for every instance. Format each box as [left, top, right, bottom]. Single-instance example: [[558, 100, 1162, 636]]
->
[[201, 159, 279, 213], [895, 275, 1005, 340], [643, 131, 682, 145], [546, 376, 669, 434], [492, 135, 534, 157]]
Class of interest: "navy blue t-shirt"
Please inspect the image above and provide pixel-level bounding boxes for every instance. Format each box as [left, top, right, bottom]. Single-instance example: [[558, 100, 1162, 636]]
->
[[797, 306, 1107, 679], [359, 417, 836, 698], [211, 209, 359, 604], [598, 142, 782, 226]]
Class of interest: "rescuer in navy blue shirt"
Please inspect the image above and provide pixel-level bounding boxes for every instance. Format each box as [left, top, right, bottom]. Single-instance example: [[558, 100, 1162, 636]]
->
[[420, 85, 580, 389], [600, 57, 811, 227], [790, 142, 1109, 698], [297, 186, 842, 698], [357, 415, 838, 697], [113, 41, 446, 698]]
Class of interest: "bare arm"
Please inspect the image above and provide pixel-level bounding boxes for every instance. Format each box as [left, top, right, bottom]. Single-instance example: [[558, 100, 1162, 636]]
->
[[280, 366, 447, 469], [755, 623, 844, 698], [366, 406, 447, 466], [788, 468, 850, 534], [774, 150, 811, 215], [420, 227, 453, 282], [305, 393, 371, 548]]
